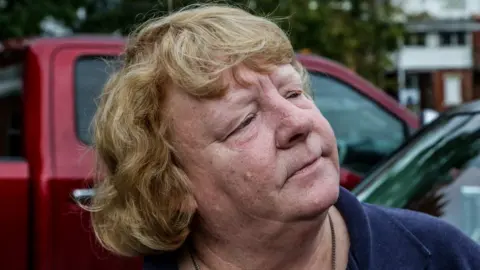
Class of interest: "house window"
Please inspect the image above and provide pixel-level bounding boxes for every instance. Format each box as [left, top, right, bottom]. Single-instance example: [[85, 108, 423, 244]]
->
[[406, 74, 420, 89], [440, 32, 466, 46], [444, 0, 466, 10], [405, 32, 426, 46]]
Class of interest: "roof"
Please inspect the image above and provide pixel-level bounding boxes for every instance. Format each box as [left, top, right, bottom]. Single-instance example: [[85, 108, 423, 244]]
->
[[406, 19, 480, 32], [1, 35, 345, 69]]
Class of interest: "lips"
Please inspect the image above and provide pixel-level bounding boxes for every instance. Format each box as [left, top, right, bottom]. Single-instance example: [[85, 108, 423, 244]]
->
[[288, 156, 321, 179], [294, 158, 317, 175]]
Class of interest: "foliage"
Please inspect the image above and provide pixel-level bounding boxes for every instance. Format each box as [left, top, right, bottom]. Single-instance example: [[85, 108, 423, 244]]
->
[[75, 0, 405, 89], [0, 0, 88, 39], [246, 0, 405, 88], [0, 0, 405, 89]]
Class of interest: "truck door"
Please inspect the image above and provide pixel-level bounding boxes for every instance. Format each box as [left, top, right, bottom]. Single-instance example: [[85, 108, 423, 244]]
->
[[50, 43, 141, 270], [0, 58, 29, 270], [0, 91, 30, 270]]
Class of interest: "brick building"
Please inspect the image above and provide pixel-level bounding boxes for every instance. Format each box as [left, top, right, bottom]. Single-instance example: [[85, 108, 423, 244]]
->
[[393, 0, 480, 111]]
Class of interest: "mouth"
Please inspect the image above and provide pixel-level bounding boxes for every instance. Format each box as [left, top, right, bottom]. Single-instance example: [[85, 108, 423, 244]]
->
[[292, 157, 320, 177], [284, 156, 322, 184]]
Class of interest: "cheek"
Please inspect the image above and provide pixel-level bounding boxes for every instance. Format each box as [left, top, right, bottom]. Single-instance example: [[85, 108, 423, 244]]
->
[[313, 105, 332, 132], [320, 116, 336, 144], [213, 143, 278, 190], [312, 108, 337, 153]]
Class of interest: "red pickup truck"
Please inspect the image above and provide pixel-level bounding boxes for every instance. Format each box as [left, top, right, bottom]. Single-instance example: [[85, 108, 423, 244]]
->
[[0, 36, 418, 270]]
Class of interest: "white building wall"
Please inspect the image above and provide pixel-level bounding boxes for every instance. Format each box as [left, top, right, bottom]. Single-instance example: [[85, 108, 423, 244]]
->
[[398, 46, 473, 70], [396, 32, 474, 70], [394, 0, 480, 19]]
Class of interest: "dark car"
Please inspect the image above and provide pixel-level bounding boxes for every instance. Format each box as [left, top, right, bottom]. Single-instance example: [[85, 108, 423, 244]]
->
[[353, 100, 480, 243]]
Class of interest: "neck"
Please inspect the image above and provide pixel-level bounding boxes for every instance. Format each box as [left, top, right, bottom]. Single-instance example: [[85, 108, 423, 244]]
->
[[187, 208, 335, 270]]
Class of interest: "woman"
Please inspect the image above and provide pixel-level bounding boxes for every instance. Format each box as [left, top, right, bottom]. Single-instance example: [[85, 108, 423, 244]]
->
[[87, 4, 480, 270]]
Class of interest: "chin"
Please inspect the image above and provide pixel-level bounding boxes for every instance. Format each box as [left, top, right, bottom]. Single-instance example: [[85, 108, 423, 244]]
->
[[306, 182, 339, 217], [283, 173, 340, 221]]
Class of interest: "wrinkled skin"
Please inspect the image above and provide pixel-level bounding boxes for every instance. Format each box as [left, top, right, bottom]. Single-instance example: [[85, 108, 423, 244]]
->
[[169, 64, 342, 269]]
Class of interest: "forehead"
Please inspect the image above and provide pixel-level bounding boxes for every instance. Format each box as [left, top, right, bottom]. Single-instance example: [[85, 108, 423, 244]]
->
[[221, 64, 303, 100]]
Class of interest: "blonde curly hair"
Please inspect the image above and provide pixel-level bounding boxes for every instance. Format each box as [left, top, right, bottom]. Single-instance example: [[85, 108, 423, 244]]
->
[[87, 3, 309, 257]]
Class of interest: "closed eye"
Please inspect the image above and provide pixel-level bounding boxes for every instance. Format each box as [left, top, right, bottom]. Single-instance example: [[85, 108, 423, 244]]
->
[[286, 90, 303, 99], [227, 113, 257, 138]]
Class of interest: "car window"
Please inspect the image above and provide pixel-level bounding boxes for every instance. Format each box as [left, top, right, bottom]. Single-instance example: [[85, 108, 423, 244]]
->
[[309, 72, 407, 175], [430, 159, 480, 243], [355, 113, 480, 242], [75, 56, 115, 145], [0, 61, 24, 159]]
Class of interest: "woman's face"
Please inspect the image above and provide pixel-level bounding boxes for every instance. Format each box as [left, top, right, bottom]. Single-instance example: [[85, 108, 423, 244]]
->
[[169, 64, 339, 225]]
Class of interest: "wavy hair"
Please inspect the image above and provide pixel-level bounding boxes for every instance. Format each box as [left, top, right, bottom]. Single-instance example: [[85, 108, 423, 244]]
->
[[86, 3, 309, 256]]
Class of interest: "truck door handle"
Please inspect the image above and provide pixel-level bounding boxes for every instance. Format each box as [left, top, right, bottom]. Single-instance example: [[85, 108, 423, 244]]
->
[[71, 188, 96, 205]]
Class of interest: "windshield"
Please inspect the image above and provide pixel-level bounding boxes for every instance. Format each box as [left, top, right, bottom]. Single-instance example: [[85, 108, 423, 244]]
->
[[354, 113, 480, 242]]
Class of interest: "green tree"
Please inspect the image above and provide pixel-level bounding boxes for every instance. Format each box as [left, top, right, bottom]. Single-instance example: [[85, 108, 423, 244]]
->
[[244, 0, 405, 89], [75, 0, 404, 89], [76, 0, 200, 34], [0, 0, 88, 39]]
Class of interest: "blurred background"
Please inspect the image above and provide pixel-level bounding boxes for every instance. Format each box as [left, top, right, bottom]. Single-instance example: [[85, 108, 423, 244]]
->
[[0, 1, 479, 270], [2, 0, 480, 113]]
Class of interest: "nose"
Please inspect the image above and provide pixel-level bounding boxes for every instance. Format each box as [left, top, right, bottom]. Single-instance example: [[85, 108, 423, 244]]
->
[[275, 105, 312, 149]]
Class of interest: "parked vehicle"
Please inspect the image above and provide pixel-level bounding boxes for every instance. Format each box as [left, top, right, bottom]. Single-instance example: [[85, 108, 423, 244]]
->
[[354, 100, 480, 243], [0, 36, 418, 270]]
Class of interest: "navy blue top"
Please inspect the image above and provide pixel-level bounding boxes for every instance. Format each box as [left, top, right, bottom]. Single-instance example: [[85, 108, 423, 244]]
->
[[143, 187, 480, 269]]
